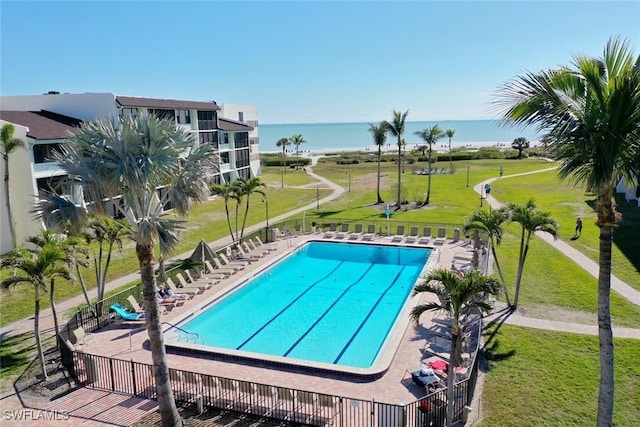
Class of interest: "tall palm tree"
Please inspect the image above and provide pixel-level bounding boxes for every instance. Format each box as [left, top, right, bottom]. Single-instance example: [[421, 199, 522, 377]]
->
[[505, 200, 559, 309], [496, 38, 640, 425], [53, 113, 217, 427], [511, 137, 529, 159], [411, 269, 499, 427], [414, 125, 444, 205], [384, 110, 409, 208], [1, 123, 26, 248], [445, 129, 455, 171], [86, 216, 128, 305], [464, 208, 511, 306], [211, 182, 241, 243], [276, 137, 290, 188], [289, 134, 306, 169], [1, 243, 72, 379], [236, 177, 266, 241], [368, 122, 388, 204]]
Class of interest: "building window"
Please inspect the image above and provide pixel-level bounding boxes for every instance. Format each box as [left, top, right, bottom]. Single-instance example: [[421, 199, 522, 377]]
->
[[220, 152, 230, 164], [36, 175, 69, 196], [235, 148, 250, 168], [199, 131, 218, 148], [235, 132, 249, 148], [119, 107, 138, 118], [238, 112, 244, 122], [221, 133, 229, 144], [197, 110, 217, 130], [33, 143, 63, 163], [148, 109, 176, 122], [176, 109, 191, 124], [237, 167, 250, 179]]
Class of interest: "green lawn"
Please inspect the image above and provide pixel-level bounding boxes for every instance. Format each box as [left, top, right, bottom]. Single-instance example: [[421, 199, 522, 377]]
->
[[478, 324, 640, 426]]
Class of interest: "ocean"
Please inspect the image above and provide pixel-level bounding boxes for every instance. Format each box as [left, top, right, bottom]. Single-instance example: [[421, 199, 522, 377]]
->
[[259, 120, 540, 153]]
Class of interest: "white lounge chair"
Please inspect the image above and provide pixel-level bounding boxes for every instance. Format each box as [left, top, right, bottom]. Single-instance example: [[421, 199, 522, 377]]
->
[[391, 225, 405, 242], [323, 223, 338, 238], [418, 227, 432, 245], [405, 226, 419, 244], [435, 227, 447, 245], [334, 223, 349, 239], [166, 278, 201, 298], [253, 237, 277, 252], [348, 223, 363, 240], [177, 272, 212, 291], [362, 224, 377, 240]]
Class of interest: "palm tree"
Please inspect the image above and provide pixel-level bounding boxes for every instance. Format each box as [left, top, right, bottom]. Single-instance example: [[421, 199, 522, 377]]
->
[[289, 134, 306, 169], [495, 38, 640, 425], [1, 242, 72, 379], [210, 182, 241, 243], [411, 269, 499, 427], [511, 137, 529, 159], [384, 110, 409, 208], [464, 208, 511, 306], [414, 125, 444, 205], [236, 177, 266, 241], [445, 129, 455, 171], [505, 200, 559, 309], [276, 137, 290, 188], [1, 123, 26, 248], [53, 112, 217, 427], [368, 122, 388, 204]]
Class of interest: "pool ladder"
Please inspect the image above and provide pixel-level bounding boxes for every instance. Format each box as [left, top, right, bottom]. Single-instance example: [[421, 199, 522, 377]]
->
[[162, 321, 203, 344]]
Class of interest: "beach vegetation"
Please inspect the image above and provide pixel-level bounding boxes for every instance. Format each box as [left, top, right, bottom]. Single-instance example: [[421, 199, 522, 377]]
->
[[495, 36, 640, 425], [414, 124, 445, 205], [276, 137, 290, 187], [289, 133, 306, 169], [210, 182, 241, 244], [445, 129, 456, 172], [236, 177, 266, 241], [510, 137, 530, 159]]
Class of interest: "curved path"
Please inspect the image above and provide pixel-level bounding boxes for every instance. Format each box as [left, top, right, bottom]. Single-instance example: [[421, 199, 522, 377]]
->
[[0, 155, 343, 339], [475, 167, 640, 339]]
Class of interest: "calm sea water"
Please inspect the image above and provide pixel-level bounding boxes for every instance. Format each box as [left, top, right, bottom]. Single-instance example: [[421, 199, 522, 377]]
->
[[260, 120, 540, 153]]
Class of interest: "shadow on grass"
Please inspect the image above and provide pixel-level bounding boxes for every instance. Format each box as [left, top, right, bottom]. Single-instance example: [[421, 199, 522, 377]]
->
[[479, 306, 516, 373], [0, 331, 38, 377]]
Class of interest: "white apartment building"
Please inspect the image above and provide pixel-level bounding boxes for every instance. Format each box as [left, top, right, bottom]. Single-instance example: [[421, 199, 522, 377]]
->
[[0, 92, 260, 253]]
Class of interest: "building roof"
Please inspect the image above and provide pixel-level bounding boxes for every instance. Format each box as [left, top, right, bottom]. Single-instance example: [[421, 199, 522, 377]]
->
[[116, 96, 221, 111], [218, 117, 254, 132], [0, 110, 82, 139]]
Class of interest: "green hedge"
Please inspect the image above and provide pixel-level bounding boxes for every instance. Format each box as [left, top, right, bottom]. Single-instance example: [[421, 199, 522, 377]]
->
[[263, 157, 311, 167]]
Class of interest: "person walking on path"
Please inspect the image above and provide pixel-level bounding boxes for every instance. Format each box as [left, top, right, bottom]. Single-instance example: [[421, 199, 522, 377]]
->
[[499, 166, 504, 178], [575, 217, 583, 237]]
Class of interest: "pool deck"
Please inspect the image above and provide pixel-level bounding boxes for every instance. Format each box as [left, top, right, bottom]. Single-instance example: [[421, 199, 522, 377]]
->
[[80, 233, 479, 406]]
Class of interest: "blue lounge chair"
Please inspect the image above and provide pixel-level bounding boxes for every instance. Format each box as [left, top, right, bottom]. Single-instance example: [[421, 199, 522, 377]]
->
[[110, 303, 145, 322]]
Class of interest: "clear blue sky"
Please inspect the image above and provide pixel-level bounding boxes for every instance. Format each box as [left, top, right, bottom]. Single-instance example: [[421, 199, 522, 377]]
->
[[1, 1, 639, 124]]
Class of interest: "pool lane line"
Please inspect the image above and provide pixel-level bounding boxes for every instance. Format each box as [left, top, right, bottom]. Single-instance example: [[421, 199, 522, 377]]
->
[[282, 263, 377, 358], [332, 266, 407, 365], [234, 261, 345, 351]]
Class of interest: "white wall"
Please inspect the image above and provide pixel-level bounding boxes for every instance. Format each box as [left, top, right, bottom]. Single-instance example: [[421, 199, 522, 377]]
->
[[220, 104, 261, 177], [0, 92, 118, 121], [0, 121, 41, 253]]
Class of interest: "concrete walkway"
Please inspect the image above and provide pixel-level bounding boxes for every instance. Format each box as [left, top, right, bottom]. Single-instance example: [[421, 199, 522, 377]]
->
[[475, 168, 640, 338]]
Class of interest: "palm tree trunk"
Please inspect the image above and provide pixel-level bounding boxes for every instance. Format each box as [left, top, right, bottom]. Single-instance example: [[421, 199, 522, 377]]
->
[[34, 287, 48, 380], [100, 240, 115, 302], [4, 155, 17, 248], [49, 278, 60, 349], [446, 320, 459, 427], [448, 137, 453, 171], [76, 263, 92, 310], [490, 242, 511, 306], [512, 228, 527, 308], [596, 225, 614, 427], [425, 145, 433, 205], [224, 202, 234, 243], [137, 241, 182, 427], [376, 147, 383, 204], [396, 138, 402, 208], [240, 199, 250, 241]]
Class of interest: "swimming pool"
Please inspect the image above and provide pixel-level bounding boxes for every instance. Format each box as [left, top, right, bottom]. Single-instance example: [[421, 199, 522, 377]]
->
[[167, 241, 433, 375]]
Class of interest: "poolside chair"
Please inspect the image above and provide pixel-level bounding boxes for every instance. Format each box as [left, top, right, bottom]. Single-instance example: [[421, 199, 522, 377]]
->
[[70, 327, 94, 349], [187, 268, 225, 283], [127, 294, 172, 314], [434, 227, 447, 245], [348, 223, 363, 240], [419, 227, 432, 245], [176, 272, 212, 292], [109, 303, 146, 323], [244, 240, 269, 257], [204, 259, 235, 276], [238, 243, 265, 260], [210, 257, 242, 273], [272, 227, 286, 240], [405, 226, 419, 244], [253, 236, 277, 252], [362, 224, 377, 241], [294, 224, 302, 235], [219, 252, 250, 267], [391, 225, 405, 242], [323, 223, 338, 238], [334, 223, 349, 239], [166, 277, 201, 298]]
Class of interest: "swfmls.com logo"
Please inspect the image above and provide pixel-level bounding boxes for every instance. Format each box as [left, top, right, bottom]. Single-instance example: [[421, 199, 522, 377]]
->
[[3, 410, 70, 421]]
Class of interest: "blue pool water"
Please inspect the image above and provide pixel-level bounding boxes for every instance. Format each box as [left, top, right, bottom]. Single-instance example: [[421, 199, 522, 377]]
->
[[178, 242, 431, 369]]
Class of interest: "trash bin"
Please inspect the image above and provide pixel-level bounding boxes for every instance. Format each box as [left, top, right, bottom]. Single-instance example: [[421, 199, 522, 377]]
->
[[453, 227, 460, 242]]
